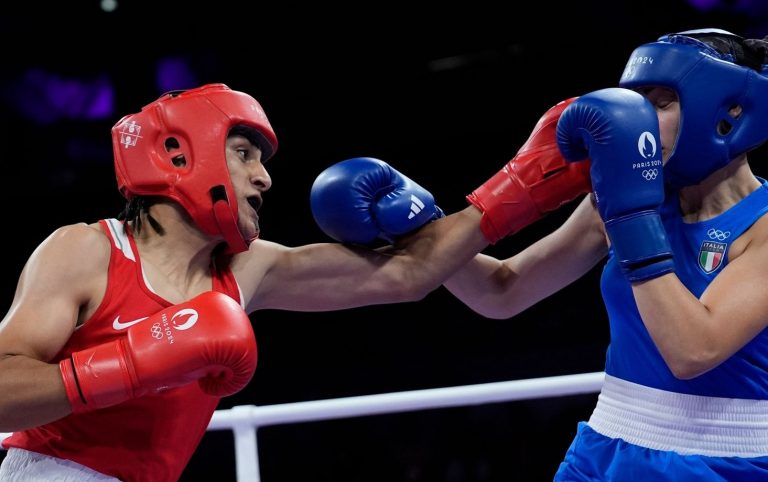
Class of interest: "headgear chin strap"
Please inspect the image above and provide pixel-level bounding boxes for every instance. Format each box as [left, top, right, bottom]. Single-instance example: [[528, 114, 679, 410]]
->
[[619, 28, 768, 188], [111, 83, 278, 253]]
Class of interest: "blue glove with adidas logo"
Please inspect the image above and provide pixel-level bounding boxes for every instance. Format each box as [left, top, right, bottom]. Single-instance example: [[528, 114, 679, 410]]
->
[[310, 157, 444, 245]]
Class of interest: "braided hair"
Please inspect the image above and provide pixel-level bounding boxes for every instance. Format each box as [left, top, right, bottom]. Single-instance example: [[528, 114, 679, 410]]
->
[[117, 196, 165, 236]]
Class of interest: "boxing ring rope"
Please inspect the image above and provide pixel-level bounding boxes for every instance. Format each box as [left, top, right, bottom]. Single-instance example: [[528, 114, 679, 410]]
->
[[0, 371, 605, 481], [210, 371, 604, 481]]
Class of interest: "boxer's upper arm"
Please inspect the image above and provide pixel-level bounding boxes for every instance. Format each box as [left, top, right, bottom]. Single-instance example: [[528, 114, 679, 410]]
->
[[0, 223, 110, 362]]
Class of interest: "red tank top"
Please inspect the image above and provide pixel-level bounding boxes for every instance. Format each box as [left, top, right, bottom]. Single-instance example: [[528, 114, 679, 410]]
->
[[4, 219, 244, 482]]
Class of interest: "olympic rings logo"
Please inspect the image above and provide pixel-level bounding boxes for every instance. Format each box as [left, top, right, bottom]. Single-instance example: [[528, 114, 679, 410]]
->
[[151, 322, 164, 340], [642, 169, 658, 181], [707, 228, 730, 241]]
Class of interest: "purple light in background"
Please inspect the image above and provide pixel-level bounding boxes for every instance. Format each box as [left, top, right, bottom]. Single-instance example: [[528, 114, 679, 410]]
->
[[66, 137, 113, 165], [7, 69, 114, 124], [156, 57, 199, 93], [686, 0, 719, 11], [687, 0, 768, 14]]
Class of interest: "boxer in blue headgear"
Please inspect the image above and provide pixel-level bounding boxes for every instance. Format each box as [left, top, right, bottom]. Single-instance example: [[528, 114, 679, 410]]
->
[[552, 29, 768, 480], [433, 28, 768, 481], [620, 28, 768, 188]]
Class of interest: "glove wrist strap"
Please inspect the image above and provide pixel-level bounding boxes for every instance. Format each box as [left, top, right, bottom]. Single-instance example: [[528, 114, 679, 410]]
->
[[605, 210, 675, 282]]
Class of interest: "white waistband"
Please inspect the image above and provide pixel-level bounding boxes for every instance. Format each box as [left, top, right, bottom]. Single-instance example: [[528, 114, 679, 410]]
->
[[587, 374, 768, 457]]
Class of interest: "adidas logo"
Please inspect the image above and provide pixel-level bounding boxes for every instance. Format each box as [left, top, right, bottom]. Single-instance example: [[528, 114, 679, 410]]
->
[[408, 195, 425, 219]]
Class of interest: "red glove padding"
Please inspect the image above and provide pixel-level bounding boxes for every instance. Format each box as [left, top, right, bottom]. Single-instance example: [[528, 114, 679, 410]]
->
[[60, 291, 257, 413], [467, 97, 592, 243]]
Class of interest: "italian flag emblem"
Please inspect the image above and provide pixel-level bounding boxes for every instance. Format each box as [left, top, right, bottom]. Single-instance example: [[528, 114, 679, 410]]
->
[[698, 241, 726, 274]]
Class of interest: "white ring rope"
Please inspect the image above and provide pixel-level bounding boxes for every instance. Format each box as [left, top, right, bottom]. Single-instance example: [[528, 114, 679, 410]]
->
[[209, 371, 605, 428]]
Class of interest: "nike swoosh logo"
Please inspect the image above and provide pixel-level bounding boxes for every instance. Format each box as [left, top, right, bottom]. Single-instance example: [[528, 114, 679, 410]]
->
[[112, 315, 149, 330]]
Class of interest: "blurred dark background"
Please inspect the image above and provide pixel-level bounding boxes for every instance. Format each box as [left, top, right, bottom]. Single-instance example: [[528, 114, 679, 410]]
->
[[1, 2, 767, 481]]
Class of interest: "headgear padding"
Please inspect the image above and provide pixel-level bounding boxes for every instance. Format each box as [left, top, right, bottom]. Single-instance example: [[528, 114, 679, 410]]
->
[[619, 28, 768, 188], [111, 83, 278, 253]]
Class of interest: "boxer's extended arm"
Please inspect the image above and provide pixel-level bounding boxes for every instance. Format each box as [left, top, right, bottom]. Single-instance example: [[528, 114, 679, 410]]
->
[[236, 157, 484, 312], [239, 205, 488, 312]]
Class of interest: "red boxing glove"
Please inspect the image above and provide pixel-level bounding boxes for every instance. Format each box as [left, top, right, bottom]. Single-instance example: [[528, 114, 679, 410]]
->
[[60, 291, 257, 413], [467, 97, 592, 243]]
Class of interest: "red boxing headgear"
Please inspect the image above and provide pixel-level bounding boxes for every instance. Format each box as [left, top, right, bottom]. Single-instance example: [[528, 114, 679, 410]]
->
[[111, 83, 278, 253]]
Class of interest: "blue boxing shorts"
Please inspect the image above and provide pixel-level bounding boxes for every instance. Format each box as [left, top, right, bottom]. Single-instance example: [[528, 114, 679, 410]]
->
[[554, 422, 768, 481], [553, 375, 768, 481]]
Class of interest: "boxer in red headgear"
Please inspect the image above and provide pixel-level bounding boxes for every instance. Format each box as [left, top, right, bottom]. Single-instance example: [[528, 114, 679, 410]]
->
[[0, 81, 589, 481], [112, 84, 278, 253]]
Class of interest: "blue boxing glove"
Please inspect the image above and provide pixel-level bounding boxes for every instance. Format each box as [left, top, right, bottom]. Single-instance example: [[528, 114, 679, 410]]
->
[[310, 157, 443, 245], [556, 87, 674, 282]]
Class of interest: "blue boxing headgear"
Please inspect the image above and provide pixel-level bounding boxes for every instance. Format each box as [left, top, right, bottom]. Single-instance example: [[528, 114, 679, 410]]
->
[[619, 28, 768, 188]]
